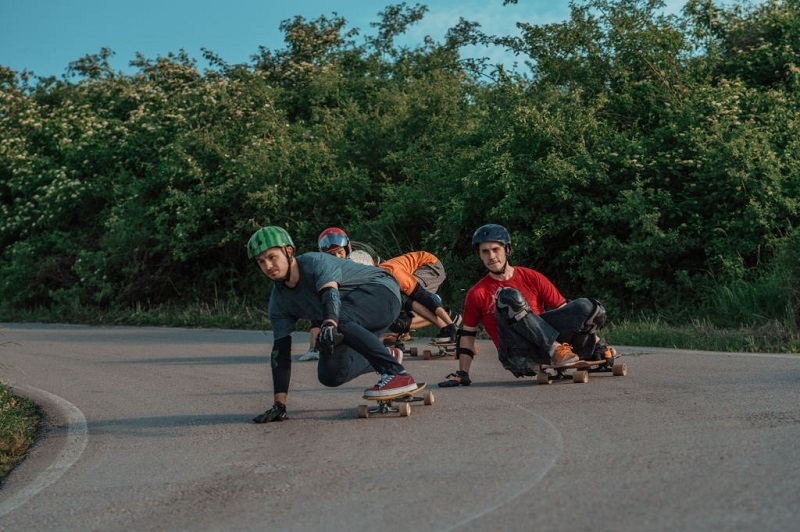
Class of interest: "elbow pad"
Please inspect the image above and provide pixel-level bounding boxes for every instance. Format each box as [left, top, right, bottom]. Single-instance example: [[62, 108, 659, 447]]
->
[[456, 329, 476, 359], [319, 286, 341, 323]]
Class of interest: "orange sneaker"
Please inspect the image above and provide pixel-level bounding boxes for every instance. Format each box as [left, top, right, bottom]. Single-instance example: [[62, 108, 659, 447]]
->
[[551, 343, 580, 368]]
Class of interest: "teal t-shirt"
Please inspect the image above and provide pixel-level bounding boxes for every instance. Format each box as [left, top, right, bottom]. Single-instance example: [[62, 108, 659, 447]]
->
[[268, 252, 400, 340]]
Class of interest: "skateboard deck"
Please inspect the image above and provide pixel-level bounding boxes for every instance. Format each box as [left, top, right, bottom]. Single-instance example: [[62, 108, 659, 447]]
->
[[536, 355, 627, 384], [422, 341, 456, 360], [357, 383, 433, 418]]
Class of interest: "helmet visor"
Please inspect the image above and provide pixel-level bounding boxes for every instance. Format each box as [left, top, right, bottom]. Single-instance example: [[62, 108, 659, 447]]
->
[[318, 232, 349, 252]]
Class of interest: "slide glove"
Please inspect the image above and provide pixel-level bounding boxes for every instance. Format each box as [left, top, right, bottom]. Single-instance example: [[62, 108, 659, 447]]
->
[[437, 370, 471, 388], [317, 322, 344, 357], [253, 402, 288, 423]]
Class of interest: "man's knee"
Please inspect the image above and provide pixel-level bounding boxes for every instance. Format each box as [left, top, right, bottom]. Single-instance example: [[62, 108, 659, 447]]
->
[[494, 287, 532, 323], [318, 367, 348, 387], [317, 348, 350, 387], [318, 375, 345, 387], [575, 297, 607, 333], [565, 298, 608, 358]]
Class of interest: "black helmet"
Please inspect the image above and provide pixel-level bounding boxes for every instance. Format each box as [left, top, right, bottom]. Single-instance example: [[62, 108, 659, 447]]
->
[[472, 224, 511, 250]]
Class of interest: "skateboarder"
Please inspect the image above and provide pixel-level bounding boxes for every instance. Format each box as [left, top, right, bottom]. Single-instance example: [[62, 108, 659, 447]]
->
[[438, 224, 615, 387], [316, 226, 352, 259], [300, 227, 384, 361], [299, 227, 357, 361], [247, 226, 418, 422], [378, 251, 459, 344]]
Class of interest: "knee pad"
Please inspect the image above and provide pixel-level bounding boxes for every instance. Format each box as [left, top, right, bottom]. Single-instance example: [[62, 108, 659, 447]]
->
[[569, 299, 607, 358], [494, 287, 532, 323], [389, 311, 413, 334], [580, 298, 607, 333]]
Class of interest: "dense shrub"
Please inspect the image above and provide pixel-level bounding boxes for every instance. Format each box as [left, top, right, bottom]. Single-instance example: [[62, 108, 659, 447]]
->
[[1, 0, 799, 329]]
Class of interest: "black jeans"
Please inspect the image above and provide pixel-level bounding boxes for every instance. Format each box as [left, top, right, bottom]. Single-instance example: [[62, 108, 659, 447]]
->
[[497, 297, 602, 372], [317, 284, 404, 387]]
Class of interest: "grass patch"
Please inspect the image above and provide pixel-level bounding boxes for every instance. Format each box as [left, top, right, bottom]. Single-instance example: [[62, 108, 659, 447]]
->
[[605, 317, 800, 353], [0, 381, 41, 481]]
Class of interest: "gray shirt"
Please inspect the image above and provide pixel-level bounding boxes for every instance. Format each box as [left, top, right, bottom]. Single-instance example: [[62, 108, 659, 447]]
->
[[268, 252, 400, 340]]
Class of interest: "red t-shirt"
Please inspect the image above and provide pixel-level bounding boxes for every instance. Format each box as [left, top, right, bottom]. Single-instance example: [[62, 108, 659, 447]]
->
[[463, 266, 566, 347]]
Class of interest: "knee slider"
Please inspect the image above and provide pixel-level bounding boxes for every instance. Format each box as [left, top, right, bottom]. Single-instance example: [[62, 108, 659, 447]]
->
[[580, 298, 607, 333], [389, 311, 413, 334], [494, 287, 531, 322]]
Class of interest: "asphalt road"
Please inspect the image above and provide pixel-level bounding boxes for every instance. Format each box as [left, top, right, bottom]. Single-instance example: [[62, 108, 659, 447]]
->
[[0, 323, 798, 531]]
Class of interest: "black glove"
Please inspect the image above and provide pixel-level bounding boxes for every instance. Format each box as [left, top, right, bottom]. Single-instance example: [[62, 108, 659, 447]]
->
[[253, 402, 288, 423], [438, 370, 471, 387], [317, 322, 343, 356]]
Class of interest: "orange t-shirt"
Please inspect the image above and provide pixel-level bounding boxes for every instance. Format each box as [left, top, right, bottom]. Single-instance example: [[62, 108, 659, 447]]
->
[[379, 251, 439, 295]]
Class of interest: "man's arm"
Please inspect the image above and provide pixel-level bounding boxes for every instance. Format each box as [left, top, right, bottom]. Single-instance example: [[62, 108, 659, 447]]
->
[[438, 325, 477, 387], [253, 334, 292, 423], [457, 326, 478, 373]]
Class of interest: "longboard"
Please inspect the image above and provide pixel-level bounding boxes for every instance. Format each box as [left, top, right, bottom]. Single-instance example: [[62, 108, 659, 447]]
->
[[357, 383, 433, 418], [422, 341, 456, 360], [536, 355, 627, 384]]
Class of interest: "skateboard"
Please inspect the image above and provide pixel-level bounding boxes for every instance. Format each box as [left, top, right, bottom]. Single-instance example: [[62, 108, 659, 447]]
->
[[357, 383, 433, 418], [421, 341, 456, 360], [535, 355, 627, 384]]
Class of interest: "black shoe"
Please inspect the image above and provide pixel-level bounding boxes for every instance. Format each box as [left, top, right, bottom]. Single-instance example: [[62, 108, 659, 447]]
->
[[253, 402, 288, 423], [438, 370, 471, 387], [434, 324, 457, 344]]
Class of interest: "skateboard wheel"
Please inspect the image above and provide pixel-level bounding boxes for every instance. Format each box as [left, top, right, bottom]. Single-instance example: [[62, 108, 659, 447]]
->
[[409, 347, 418, 357], [423, 391, 434, 406], [572, 370, 589, 383], [536, 372, 551, 385], [612, 362, 628, 376], [399, 402, 411, 417], [357, 404, 369, 418], [422, 350, 432, 360]]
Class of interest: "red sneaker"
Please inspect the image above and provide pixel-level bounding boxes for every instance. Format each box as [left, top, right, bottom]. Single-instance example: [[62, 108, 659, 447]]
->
[[364, 373, 417, 398]]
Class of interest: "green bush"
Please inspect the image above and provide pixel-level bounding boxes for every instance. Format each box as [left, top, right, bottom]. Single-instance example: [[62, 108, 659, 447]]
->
[[1, 0, 799, 335]]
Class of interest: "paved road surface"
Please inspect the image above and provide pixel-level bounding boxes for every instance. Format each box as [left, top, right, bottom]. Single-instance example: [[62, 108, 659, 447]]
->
[[0, 324, 798, 531]]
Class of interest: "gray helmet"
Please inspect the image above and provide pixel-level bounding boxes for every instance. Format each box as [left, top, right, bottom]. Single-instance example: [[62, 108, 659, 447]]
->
[[472, 224, 511, 250]]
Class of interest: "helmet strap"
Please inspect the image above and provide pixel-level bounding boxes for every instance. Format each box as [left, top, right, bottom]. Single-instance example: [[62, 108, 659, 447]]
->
[[489, 258, 508, 275], [281, 247, 294, 284]]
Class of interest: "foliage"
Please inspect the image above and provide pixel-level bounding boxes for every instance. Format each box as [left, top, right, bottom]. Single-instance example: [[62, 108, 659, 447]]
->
[[1, 0, 799, 334], [0, 382, 40, 480]]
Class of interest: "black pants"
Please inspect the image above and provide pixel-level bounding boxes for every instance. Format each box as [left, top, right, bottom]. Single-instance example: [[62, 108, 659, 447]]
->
[[496, 297, 603, 375], [317, 284, 404, 387]]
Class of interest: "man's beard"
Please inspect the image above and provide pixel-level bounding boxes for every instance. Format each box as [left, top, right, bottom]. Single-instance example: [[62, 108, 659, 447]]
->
[[489, 259, 507, 275]]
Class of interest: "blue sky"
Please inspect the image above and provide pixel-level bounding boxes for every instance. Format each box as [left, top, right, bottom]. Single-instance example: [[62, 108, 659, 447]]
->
[[1, 0, 687, 78]]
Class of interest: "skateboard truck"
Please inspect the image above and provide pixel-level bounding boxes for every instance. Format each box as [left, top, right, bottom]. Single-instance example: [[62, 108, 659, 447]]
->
[[357, 383, 434, 418], [421, 341, 456, 360]]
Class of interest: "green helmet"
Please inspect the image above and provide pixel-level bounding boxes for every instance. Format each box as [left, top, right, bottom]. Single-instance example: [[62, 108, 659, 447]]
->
[[247, 226, 295, 259]]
